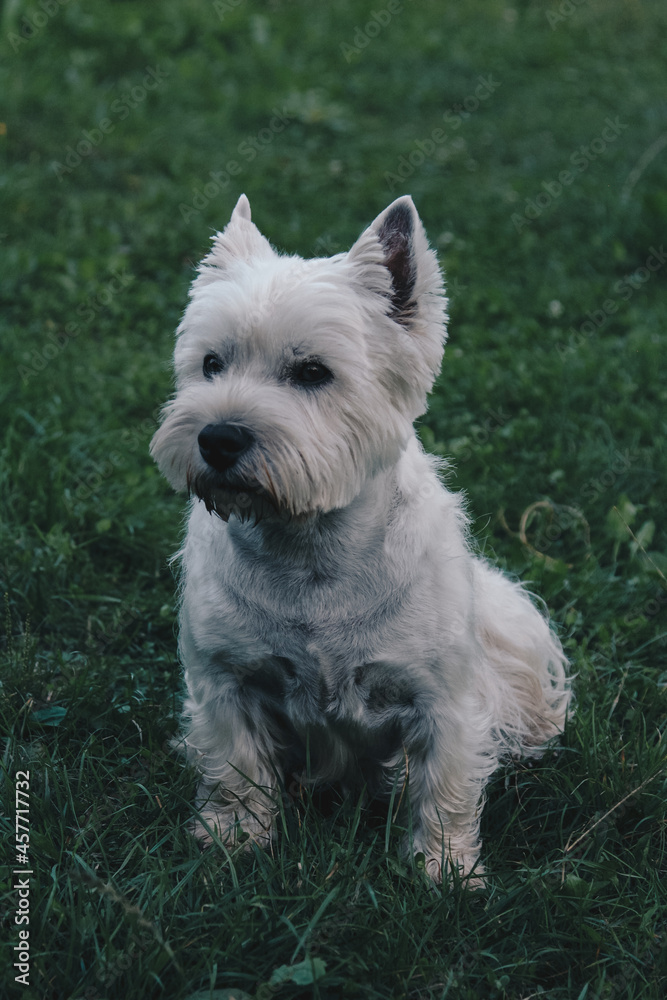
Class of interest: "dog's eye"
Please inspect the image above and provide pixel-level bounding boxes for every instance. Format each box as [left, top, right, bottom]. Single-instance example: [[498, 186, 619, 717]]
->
[[203, 353, 225, 378], [292, 361, 333, 386]]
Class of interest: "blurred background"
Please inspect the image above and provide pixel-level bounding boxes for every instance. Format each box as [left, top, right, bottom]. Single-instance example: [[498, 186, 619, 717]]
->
[[3, 0, 666, 598], [1, 1, 666, 997]]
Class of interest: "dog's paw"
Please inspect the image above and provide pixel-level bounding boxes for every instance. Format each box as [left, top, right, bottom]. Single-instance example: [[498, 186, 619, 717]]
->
[[190, 805, 273, 850], [420, 853, 486, 890]]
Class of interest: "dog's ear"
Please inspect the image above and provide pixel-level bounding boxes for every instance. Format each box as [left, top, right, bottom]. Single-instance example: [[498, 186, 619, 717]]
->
[[347, 195, 446, 332], [195, 194, 274, 285], [373, 197, 418, 317], [230, 192, 253, 223]]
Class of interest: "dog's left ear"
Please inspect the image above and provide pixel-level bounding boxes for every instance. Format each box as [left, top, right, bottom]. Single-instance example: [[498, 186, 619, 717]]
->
[[347, 196, 446, 337], [372, 197, 418, 318]]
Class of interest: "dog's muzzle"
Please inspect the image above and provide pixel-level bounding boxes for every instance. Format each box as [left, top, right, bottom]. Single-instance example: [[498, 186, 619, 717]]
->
[[198, 422, 254, 473]]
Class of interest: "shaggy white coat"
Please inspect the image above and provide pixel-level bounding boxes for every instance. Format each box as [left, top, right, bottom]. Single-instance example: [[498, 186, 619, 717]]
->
[[151, 194, 572, 882]]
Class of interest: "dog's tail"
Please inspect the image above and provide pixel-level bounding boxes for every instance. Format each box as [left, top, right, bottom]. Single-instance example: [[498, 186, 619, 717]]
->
[[473, 562, 573, 758]]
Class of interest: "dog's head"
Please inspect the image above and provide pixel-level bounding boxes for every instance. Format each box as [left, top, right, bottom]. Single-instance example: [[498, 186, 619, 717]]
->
[[150, 194, 447, 520]]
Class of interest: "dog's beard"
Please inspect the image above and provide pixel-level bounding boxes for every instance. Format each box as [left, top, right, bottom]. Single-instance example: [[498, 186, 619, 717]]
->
[[187, 465, 291, 524]]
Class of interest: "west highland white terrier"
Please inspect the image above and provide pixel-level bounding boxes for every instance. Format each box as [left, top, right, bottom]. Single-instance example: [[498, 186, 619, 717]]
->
[[151, 193, 572, 883]]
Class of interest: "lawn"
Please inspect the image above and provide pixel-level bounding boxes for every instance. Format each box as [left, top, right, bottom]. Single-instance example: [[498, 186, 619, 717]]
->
[[1, 0, 666, 997]]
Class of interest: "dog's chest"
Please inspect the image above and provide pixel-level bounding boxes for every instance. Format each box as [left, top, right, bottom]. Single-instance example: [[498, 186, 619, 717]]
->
[[235, 598, 419, 712], [200, 582, 428, 764], [240, 633, 419, 777], [184, 516, 447, 773]]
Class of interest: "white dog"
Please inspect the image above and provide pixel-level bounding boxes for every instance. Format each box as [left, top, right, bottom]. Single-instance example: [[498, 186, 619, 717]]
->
[[151, 193, 572, 882]]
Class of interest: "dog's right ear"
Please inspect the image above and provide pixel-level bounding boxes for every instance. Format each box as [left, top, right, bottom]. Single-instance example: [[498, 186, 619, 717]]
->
[[195, 194, 275, 285]]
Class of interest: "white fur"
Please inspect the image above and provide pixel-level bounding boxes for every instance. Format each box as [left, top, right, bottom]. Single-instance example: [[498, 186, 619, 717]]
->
[[151, 194, 572, 883]]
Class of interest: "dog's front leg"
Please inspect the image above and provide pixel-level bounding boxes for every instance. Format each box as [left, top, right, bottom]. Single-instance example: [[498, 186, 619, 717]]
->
[[406, 701, 495, 885], [181, 671, 281, 850]]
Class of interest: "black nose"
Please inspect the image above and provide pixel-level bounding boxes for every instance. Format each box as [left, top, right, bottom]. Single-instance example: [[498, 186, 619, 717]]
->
[[198, 423, 254, 472]]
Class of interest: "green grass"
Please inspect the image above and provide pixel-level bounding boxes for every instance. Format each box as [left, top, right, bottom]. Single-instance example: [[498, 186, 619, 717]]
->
[[1, 0, 666, 996]]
